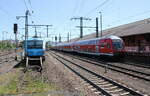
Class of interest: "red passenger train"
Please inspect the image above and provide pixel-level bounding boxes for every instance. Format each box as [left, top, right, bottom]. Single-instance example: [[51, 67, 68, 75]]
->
[[53, 35, 125, 57]]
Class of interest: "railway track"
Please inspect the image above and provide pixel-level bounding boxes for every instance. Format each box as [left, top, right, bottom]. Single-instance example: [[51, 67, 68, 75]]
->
[[0, 51, 23, 75], [0, 58, 15, 65], [49, 51, 145, 96], [56, 51, 150, 82], [0, 56, 15, 65], [0, 50, 14, 57], [118, 61, 150, 69], [0, 52, 17, 64]]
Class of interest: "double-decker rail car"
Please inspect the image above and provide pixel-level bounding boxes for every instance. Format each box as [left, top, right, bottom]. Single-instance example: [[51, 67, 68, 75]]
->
[[54, 42, 74, 52], [53, 35, 124, 57]]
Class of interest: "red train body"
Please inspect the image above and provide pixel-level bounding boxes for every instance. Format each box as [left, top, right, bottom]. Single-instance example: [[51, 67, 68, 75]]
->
[[53, 35, 125, 57]]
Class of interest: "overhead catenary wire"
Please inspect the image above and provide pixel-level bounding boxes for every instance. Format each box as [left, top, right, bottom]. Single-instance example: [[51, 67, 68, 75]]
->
[[22, 0, 33, 15], [0, 6, 9, 15], [71, 0, 80, 16], [27, 0, 34, 13], [28, 0, 32, 8], [85, 0, 110, 16], [23, 0, 35, 28], [57, 0, 80, 40], [0, 5, 15, 19], [78, 0, 86, 15], [23, 0, 29, 10], [57, 0, 90, 41], [0, 5, 15, 23], [106, 9, 150, 28]]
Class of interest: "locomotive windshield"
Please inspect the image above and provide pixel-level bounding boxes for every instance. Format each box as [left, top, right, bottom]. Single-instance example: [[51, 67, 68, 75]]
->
[[112, 39, 123, 50], [27, 40, 43, 49]]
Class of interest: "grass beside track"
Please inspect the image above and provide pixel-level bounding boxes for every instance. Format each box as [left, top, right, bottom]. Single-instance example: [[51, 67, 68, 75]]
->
[[0, 68, 59, 96]]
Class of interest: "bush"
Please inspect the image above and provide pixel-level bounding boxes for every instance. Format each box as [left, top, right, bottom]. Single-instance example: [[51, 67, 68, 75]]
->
[[0, 41, 15, 50]]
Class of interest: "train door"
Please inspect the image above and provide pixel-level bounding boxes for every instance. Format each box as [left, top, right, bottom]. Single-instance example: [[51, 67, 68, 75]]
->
[[95, 40, 99, 53], [95, 45, 99, 53], [99, 39, 111, 54], [105, 39, 112, 53], [99, 39, 106, 54]]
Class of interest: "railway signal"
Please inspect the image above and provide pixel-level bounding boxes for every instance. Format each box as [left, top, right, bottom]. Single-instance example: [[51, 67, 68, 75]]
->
[[55, 36, 57, 42], [13, 23, 18, 60], [14, 23, 18, 34]]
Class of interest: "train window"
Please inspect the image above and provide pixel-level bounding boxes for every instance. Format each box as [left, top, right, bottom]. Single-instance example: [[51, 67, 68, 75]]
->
[[107, 43, 111, 49], [93, 40, 96, 45], [88, 41, 91, 45], [100, 43, 105, 48], [113, 40, 123, 50], [90, 41, 92, 45], [96, 40, 99, 44], [27, 40, 43, 49], [90, 40, 96, 45]]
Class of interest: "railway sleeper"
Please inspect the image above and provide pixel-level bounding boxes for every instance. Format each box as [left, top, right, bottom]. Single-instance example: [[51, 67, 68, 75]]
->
[[103, 86, 118, 90], [93, 81, 107, 84], [90, 77, 100, 80], [87, 85, 93, 88], [120, 92, 130, 96], [96, 81, 109, 85], [100, 83, 113, 87], [106, 87, 123, 92], [87, 75, 97, 79], [87, 79, 103, 82], [94, 91, 101, 95], [109, 89, 127, 95], [91, 88, 97, 91], [91, 79, 105, 83], [101, 84, 115, 89]]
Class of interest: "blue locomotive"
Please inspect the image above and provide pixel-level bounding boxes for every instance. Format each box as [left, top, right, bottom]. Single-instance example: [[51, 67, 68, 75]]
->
[[23, 37, 45, 68]]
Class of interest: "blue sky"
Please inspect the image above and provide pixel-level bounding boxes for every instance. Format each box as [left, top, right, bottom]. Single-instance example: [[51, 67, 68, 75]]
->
[[0, 0, 150, 41]]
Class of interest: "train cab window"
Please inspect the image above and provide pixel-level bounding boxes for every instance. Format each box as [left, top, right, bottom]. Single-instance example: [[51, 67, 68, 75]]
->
[[100, 43, 105, 48], [113, 40, 123, 50], [75, 46, 80, 49], [27, 40, 43, 49]]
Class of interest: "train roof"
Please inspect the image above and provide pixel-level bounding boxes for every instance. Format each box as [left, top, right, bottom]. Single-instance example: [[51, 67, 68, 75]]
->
[[75, 35, 121, 42], [54, 35, 122, 46], [54, 42, 74, 46], [27, 37, 44, 41]]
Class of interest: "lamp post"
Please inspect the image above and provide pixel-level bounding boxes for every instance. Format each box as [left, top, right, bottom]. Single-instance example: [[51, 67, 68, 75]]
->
[[99, 12, 102, 37]]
